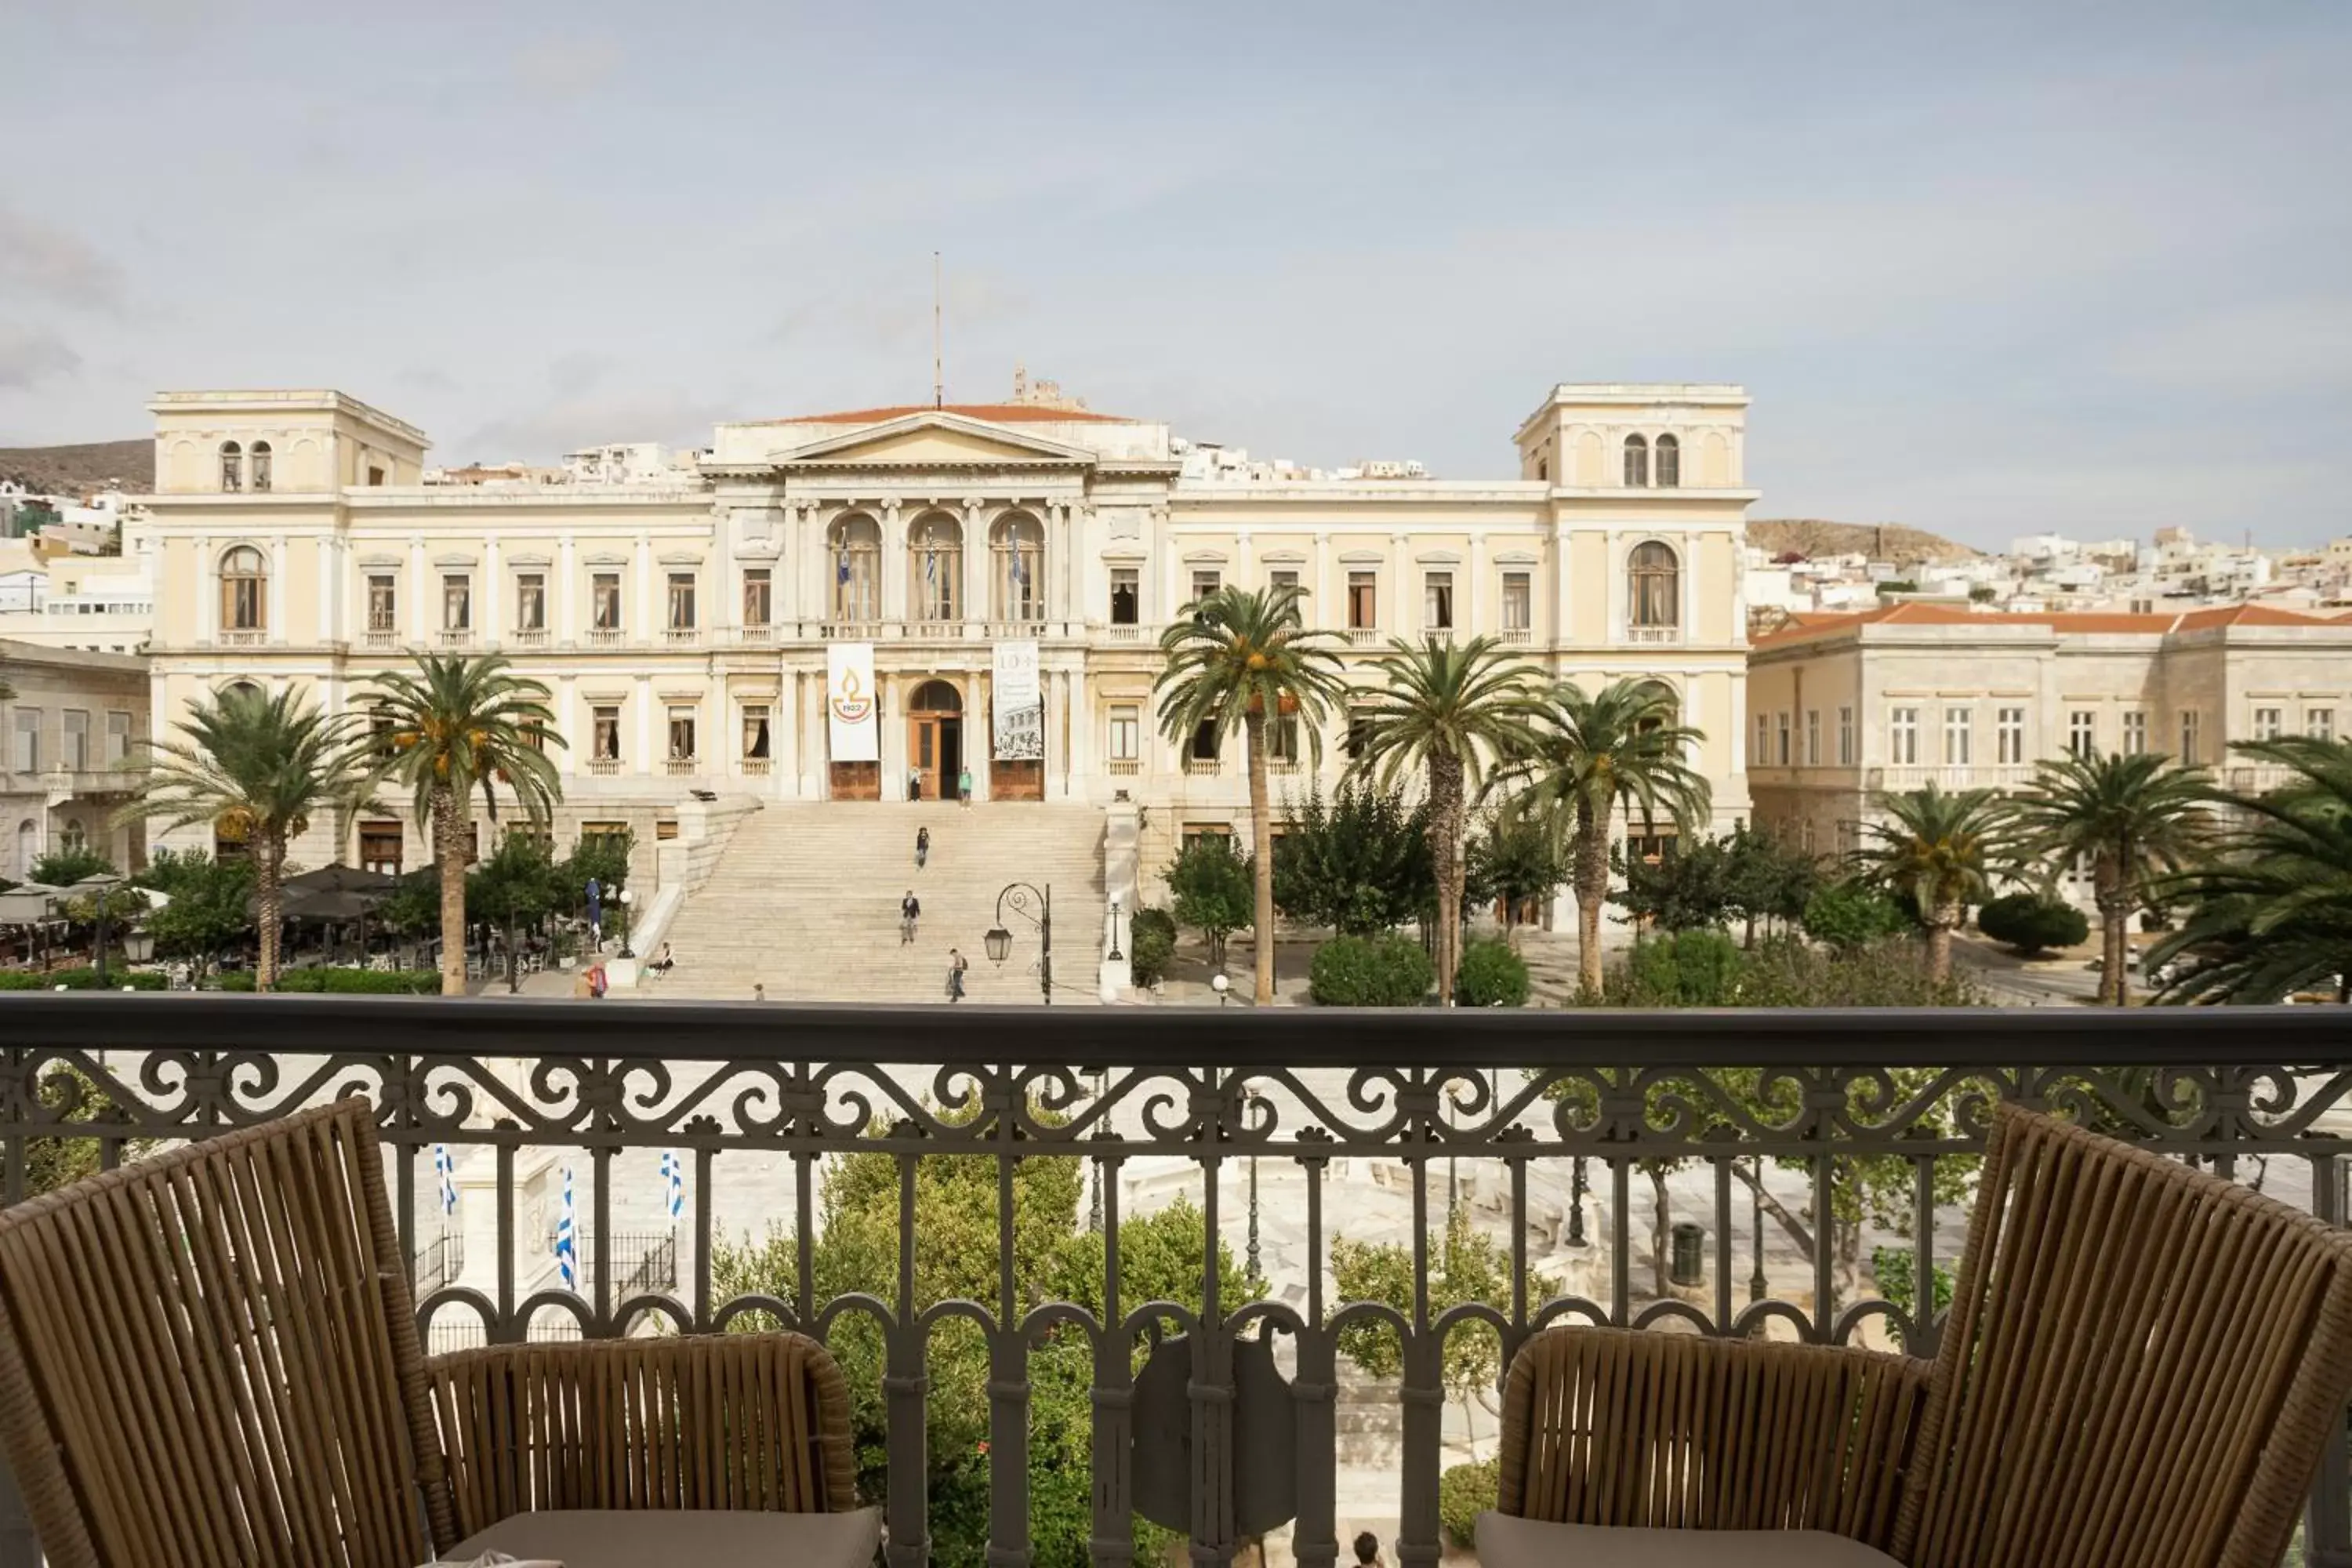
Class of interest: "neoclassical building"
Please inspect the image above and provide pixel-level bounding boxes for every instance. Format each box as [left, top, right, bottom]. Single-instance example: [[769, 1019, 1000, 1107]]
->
[[134, 383, 1755, 877]]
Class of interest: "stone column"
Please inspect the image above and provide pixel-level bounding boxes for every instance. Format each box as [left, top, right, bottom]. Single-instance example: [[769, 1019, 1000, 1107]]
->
[[316, 535, 337, 644], [408, 538, 428, 642], [554, 676, 578, 777], [633, 675, 653, 775], [964, 497, 988, 629], [880, 497, 906, 623], [558, 536, 577, 644], [268, 537, 288, 644], [483, 535, 502, 645], [194, 536, 213, 642], [633, 534, 652, 647], [1466, 535, 1483, 637], [1388, 534, 1408, 636]]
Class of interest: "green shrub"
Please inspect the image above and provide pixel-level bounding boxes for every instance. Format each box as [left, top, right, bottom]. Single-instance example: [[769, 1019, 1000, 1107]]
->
[[1616, 930, 1745, 1006], [1872, 1243, 1956, 1321], [1802, 880, 1914, 951], [1127, 908, 1178, 988], [203, 968, 441, 994], [1454, 938, 1529, 1007], [1308, 934, 1433, 1007], [0, 968, 168, 991], [1976, 892, 2089, 956], [1439, 1458, 1498, 1547]]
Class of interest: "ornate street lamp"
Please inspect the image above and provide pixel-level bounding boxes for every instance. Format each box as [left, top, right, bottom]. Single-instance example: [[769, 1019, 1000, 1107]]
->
[[617, 887, 637, 960], [1210, 971, 1230, 1008], [1107, 900, 1123, 963], [984, 881, 1051, 1004]]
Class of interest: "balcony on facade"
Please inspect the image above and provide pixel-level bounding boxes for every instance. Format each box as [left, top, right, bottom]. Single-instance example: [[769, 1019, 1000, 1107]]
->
[[0, 999, 2342, 1568], [506, 627, 550, 648]]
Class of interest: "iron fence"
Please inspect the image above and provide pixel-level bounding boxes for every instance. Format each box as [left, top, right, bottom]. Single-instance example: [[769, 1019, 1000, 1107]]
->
[[0, 996, 2347, 1568]]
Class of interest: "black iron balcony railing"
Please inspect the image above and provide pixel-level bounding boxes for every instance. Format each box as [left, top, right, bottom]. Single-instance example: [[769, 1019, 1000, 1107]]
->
[[0, 996, 2347, 1568]]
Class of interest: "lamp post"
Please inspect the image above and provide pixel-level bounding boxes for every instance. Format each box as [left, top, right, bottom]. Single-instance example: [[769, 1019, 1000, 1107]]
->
[[1566, 1155, 1589, 1248], [617, 887, 636, 960], [1244, 1083, 1263, 1285], [1210, 971, 1230, 1008], [1107, 900, 1123, 963], [983, 880, 1051, 1005]]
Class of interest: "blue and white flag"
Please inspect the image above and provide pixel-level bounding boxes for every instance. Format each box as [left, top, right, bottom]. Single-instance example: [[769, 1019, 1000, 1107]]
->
[[555, 1167, 577, 1290], [435, 1144, 458, 1217], [837, 550, 852, 586], [659, 1150, 684, 1221]]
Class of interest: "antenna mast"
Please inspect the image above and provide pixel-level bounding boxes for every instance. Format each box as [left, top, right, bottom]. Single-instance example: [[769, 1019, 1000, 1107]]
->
[[932, 252, 943, 408]]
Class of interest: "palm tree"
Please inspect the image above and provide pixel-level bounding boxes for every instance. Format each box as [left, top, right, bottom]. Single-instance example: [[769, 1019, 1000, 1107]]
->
[[2149, 736, 2352, 1004], [1515, 679, 1711, 996], [358, 653, 564, 996], [1155, 583, 1347, 1004], [114, 685, 371, 990], [1846, 783, 2013, 985], [1347, 635, 1545, 1002], [2005, 751, 2213, 1004]]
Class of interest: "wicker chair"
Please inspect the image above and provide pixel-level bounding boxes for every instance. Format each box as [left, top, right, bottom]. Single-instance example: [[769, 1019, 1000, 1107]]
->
[[0, 1099, 871, 1568], [1483, 1102, 2352, 1568]]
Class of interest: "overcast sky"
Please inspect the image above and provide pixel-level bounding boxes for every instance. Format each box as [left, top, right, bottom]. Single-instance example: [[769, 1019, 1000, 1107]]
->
[[3, 1, 2347, 546]]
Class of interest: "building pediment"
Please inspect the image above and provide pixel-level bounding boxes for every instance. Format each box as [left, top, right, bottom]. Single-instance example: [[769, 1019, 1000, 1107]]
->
[[768, 411, 1099, 470]]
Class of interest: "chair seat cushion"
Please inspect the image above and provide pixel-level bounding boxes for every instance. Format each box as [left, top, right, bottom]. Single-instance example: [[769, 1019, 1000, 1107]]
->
[[447, 1505, 881, 1568], [1475, 1513, 1900, 1567]]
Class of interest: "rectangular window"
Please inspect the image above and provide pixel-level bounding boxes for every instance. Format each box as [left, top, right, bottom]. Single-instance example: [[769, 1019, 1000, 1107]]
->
[[1804, 710, 1820, 767], [105, 710, 132, 764], [367, 574, 397, 632], [1348, 709, 1377, 759], [1775, 710, 1791, 767], [592, 706, 622, 760], [61, 710, 89, 771], [667, 707, 697, 760], [515, 573, 546, 630], [1890, 706, 1919, 766], [592, 573, 623, 631], [2179, 710, 2200, 765], [2308, 706, 2336, 742], [1347, 571, 1378, 630], [359, 821, 403, 877], [10, 710, 38, 773], [1270, 568, 1301, 594], [667, 572, 697, 630], [742, 569, 771, 628], [1266, 713, 1301, 763], [2253, 706, 2283, 741], [1111, 568, 1140, 625], [1181, 822, 1233, 851], [1109, 705, 1140, 761], [1943, 706, 1972, 767], [1837, 706, 1855, 767], [1423, 572, 1453, 630], [741, 703, 771, 760], [2122, 710, 2147, 755], [1754, 712, 1769, 765], [1189, 568, 1221, 604], [1502, 572, 1531, 631], [1186, 720, 1221, 761], [1998, 706, 2025, 765], [2068, 710, 2096, 757], [441, 575, 470, 632]]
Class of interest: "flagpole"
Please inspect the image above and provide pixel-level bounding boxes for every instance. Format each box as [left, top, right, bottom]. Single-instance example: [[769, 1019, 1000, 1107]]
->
[[933, 250, 943, 408]]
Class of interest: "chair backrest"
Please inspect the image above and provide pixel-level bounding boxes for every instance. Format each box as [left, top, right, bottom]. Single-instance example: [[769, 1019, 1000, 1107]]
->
[[1895, 1101, 2352, 1568], [0, 1099, 450, 1568]]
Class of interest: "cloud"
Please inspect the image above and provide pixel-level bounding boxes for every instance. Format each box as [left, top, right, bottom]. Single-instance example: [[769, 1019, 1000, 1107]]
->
[[0, 324, 82, 389], [513, 35, 622, 101], [394, 365, 460, 393], [0, 205, 126, 312], [546, 352, 616, 397], [2103, 298, 2352, 396]]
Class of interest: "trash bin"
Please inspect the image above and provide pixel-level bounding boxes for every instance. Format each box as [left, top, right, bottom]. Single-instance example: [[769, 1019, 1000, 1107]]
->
[[1669, 1221, 1707, 1287]]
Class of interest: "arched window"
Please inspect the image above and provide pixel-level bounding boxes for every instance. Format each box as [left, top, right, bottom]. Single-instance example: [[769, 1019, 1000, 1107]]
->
[[908, 678, 963, 713], [909, 513, 962, 622], [219, 441, 244, 492], [223, 681, 264, 702], [13, 821, 34, 881], [219, 546, 267, 633], [828, 514, 881, 622], [249, 440, 273, 492], [990, 512, 1045, 622], [1632, 677, 1680, 732], [1653, 433, 1679, 488], [1628, 541, 1679, 632], [1622, 434, 1649, 488]]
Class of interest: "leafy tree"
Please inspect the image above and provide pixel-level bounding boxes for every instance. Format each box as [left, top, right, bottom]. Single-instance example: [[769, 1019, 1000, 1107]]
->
[[1164, 834, 1254, 969], [358, 653, 564, 995], [11, 499, 60, 535], [1271, 779, 1431, 937], [1516, 679, 1711, 996], [1154, 584, 1348, 1004], [1976, 891, 2089, 956], [1454, 938, 1529, 1007], [2005, 751, 2214, 1004], [24, 1067, 155, 1197], [1345, 636, 1544, 1003], [1307, 933, 1433, 1006], [1611, 834, 1733, 933], [1612, 929, 1745, 1006], [29, 845, 114, 887], [1463, 797, 1566, 932], [1846, 783, 2015, 984], [2151, 736, 2352, 1004], [115, 684, 372, 990], [560, 830, 634, 937], [1802, 879, 1913, 953], [1126, 907, 1176, 987], [134, 848, 254, 979], [372, 867, 442, 938], [467, 833, 568, 993], [1722, 824, 1821, 946]]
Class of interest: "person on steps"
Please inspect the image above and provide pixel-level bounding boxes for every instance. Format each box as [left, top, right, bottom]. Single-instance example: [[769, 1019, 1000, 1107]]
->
[[901, 889, 921, 944], [946, 948, 967, 1001], [915, 825, 930, 870], [956, 766, 974, 807]]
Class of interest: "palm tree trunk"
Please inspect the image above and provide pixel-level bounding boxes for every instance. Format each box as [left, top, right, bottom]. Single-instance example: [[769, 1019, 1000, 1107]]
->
[[433, 786, 467, 996], [1431, 752, 1465, 1004], [256, 833, 284, 993], [2096, 857, 2129, 1006], [1926, 902, 1958, 985], [1650, 1161, 1673, 1300], [1573, 801, 1609, 997], [1245, 712, 1276, 1005]]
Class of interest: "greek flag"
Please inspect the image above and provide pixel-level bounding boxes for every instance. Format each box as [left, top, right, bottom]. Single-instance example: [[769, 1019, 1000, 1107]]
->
[[660, 1150, 684, 1221], [434, 1144, 458, 1217], [837, 550, 851, 586], [555, 1167, 577, 1291], [1009, 550, 1026, 587]]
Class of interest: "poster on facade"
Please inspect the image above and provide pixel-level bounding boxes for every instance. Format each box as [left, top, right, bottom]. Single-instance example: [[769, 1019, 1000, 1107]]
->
[[991, 639, 1044, 761], [826, 642, 879, 761]]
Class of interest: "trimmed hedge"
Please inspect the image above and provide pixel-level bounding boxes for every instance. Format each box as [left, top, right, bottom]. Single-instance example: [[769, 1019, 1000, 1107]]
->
[[209, 968, 444, 994], [1439, 1458, 1498, 1548], [1308, 934, 1433, 1007], [1454, 938, 1530, 1007], [1977, 892, 2089, 956], [1621, 929, 1746, 1006], [0, 968, 169, 991], [1128, 908, 1178, 988]]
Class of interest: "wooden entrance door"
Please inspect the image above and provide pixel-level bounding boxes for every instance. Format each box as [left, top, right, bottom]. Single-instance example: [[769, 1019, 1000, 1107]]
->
[[906, 679, 964, 801]]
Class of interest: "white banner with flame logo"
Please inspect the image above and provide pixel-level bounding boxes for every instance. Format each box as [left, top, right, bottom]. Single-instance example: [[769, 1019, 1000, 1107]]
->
[[826, 642, 879, 761]]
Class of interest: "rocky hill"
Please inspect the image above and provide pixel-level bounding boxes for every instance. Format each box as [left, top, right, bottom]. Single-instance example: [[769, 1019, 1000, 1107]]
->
[[0, 439, 152, 499], [1749, 518, 1976, 564]]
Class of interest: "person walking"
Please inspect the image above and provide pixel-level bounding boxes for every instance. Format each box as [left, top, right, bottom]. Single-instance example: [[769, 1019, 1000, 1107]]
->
[[753, 982, 765, 1002], [908, 768, 923, 802], [1352, 1533, 1383, 1568], [915, 825, 930, 870], [900, 889, 921, 945], [586, 959, 608, 1000], [946, 947, 968, 1001], [956, 765, 974, 807]]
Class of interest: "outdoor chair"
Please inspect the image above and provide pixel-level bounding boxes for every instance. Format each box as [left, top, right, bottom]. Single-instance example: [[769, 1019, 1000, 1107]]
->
[[1481, 1101, 2352, 1568], [0, 1099, 877, 1568]]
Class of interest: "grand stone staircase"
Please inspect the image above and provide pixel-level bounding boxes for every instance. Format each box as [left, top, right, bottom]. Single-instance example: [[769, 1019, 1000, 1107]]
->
[[650, 801, 1109, 1004]]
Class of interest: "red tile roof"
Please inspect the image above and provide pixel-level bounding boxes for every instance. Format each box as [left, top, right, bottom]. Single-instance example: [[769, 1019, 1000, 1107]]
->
[[750, 402, 1131, 426]]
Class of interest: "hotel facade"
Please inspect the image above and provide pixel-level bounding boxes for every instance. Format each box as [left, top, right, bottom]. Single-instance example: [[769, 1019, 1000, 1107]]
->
[[132, 383, 1756, 879]]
